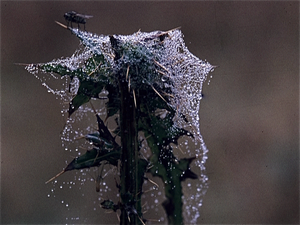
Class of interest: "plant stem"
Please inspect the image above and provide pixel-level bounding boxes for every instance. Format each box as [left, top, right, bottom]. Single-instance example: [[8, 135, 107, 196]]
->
[[147, 135, 184, 225], [119, 76, 141, 225]]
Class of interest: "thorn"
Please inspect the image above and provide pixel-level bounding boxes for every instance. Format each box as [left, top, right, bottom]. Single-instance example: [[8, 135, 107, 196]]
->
[[143, 188, 156, 194], [162, 91, 174, 98], [126, 65, 130, 81], [147, 164, 154, 170], [45, 170, 65, 184], [155, 27, 181, 38], [161, 26, 181, 35], [116, 213, 120, 222], [156, 69, 168, 76], [104, 210, 114, 214], [153, 59, 169, 72], [74, 135, 86, 140], [128, 77, 131, 92], [138, 215, 146, 225], [104, 115, 109, 123], [147, 178, 159, 188], [173, 58, 184, 66], [145, 134, 152, 140], [145, 218, 161, 223], [133, 89, 137, 108], [150, 85, 168, 104], [136, 29, 141, 35], [177, 145, 185, 154], [14, 63, 32, 66], [90, 101, 97, 115], [55, 21, 68, 29], [93, 149, 100, 164], [88, 60, 102, 76]]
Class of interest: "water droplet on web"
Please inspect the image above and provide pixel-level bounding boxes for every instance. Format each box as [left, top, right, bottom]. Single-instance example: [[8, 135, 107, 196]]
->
[[161, 75, 168, 82]]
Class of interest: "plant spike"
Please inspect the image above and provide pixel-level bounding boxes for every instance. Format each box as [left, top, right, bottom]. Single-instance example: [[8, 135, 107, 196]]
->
[[45, 170, 65, 184], [150, 84, 168, 104], [133, 89, 137, 108], [55, 20, 68, 29]]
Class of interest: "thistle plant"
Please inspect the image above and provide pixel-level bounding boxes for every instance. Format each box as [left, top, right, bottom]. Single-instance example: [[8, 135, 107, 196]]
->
[[24, 22, 214, 224]]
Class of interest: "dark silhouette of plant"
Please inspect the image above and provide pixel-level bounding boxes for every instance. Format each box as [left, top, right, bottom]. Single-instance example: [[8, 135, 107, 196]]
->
[[24, 22, 214, 224]]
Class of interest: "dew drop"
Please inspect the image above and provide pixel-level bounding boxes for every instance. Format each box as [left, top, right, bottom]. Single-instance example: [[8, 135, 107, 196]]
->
[[161, 75, 167, 82]]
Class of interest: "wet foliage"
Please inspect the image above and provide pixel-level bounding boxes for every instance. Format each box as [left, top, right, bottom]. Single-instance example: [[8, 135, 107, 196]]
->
[[25, 25, 214, 224]]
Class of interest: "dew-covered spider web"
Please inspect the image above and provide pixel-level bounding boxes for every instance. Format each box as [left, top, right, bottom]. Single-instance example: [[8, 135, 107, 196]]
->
[[26, 27, 214, 224]]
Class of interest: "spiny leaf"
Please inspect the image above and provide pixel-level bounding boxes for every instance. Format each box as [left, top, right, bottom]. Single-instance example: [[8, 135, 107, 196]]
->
[[68, 78, 106, 116], [84, 54, 105, 75], [78, 78, 106, 98], [101, 200, 119, 211], [95, 114, 119, 148], [85, 133, 113, 149], [46, 148, 120, 184], [65, 148, 120, 170], [69, 93, 90, 117], [40, 63, 86, 80]]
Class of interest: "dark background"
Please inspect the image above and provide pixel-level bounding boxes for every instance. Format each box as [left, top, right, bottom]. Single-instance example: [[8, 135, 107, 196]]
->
[[1, 1, 299, 224]]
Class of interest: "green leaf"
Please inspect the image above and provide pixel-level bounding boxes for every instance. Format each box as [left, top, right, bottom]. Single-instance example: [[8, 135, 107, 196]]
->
[[68, 78, 106, 116], [69, 93, 90, 117], [85, 133, 114, 149], [45, 148, 120, 184], [65, 148, 120, 171], [40, 63, 86, 80], [41, 63, 71, 76], [78, 79, 106, 98], [101, 200, 119, 211]]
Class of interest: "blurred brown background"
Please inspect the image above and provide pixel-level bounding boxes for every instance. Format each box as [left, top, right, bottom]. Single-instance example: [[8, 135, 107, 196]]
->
[[1, 1, 298, 224]]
